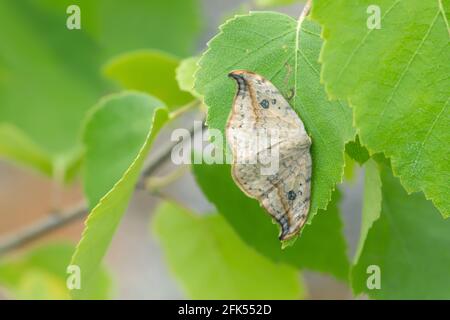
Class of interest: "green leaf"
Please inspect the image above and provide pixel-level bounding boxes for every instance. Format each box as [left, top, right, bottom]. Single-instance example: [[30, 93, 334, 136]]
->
[[71, 92, 168, 299], [176, 56, 201, 99], [104, 50, 194, 110], [82, 92, 168, 207], [27, 0, 202, 59], [311, 0, 450, 217], [0, 243, 112, 300], [195, 12, 355, 223], [345, 136, 370, 165], [352, 164, 450, 299], [0, 123, 82, 182], [89, 0, 202, 59], [0, 124, 53, 176], [354, 159, 382, 261], [193, 162, 349, 281], [153, 201, 304, 299], [0, 0, 105, 175], [12, 271, 72, 300], [0, 0, 201, 177]]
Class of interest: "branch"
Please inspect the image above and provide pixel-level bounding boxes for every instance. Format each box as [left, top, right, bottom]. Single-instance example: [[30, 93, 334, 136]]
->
[[0, 204, 87, 256], [0, 118, 205, 256]]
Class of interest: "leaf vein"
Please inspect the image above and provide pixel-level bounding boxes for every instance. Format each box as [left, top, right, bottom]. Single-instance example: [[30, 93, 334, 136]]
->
[[373, 10, 441, 133], [410, 96, 449, 176], [204, 29, 295, 89], [334, 0, 401, 83]]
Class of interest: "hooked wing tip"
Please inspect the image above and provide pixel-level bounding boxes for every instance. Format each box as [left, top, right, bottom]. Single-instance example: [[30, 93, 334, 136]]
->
[[228, 70, 250, 91], [278, 221, 304, 241], [228, 70, 248, 81], [228, 69, 260, 80], [228, 69, 247, 75], [228, 72, 244, 81], [279, 229, 300, 242]]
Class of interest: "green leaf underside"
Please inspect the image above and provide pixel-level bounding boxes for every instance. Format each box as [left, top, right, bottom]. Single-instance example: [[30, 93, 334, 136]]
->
[[0, 0, 201, 177], [354, 159, 382, 262], [104, 50, 194, 109], [352, 164, 450, 299], [0, 243, 111, 299], [343, 153, 357, 182], [195, 12, 355, 224], [71, 92, 168, 299], [312, 0, 450, 217], [193, 162, 349, 281], [153, 201, 304, 299]]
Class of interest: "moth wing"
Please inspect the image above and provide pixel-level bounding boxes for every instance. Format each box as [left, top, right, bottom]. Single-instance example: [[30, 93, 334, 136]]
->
[[231, 147, 312, 240], [249, 72, 308, 136], [226, 70, 312, 240], [256, 90, 304, 131]]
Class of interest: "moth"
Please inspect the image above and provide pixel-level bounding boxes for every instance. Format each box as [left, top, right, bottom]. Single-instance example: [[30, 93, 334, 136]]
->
[[226, 70, 312, 241]]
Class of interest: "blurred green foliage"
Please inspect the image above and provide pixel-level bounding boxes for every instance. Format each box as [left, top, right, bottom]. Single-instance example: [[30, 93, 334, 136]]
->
[[104, 50, 194, 110], [153, 201, 304, 299], [0, 0, 448, 301], [193, 162, 350, 281], [0, 0, 201, 178], [0, 243, 111, 299], [176, 56, 201, 99]]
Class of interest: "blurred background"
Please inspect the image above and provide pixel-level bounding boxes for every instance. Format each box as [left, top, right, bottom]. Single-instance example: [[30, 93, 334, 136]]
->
[[0, 0, 363, 299]]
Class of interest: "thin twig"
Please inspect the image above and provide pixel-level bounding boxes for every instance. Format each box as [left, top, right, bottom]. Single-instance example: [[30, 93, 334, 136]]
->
[[0, 204, 87, 256], [136, 120, 205, 188], [144, 165, 190, 192], [0, 117, 205, 256], [301, 0, 312, 22]]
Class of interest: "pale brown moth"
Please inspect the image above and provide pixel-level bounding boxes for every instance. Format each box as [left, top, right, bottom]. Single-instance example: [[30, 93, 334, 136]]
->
[[226, 70, 312, 241]]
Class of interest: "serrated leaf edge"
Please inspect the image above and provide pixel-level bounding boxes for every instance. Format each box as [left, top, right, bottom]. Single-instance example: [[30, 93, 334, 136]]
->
[[70, 92, 168, 298]]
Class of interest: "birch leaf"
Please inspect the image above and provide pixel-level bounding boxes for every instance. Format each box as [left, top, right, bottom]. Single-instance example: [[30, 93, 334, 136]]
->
[[195, 12, 355, 223], [312, 0, 450, 216]]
